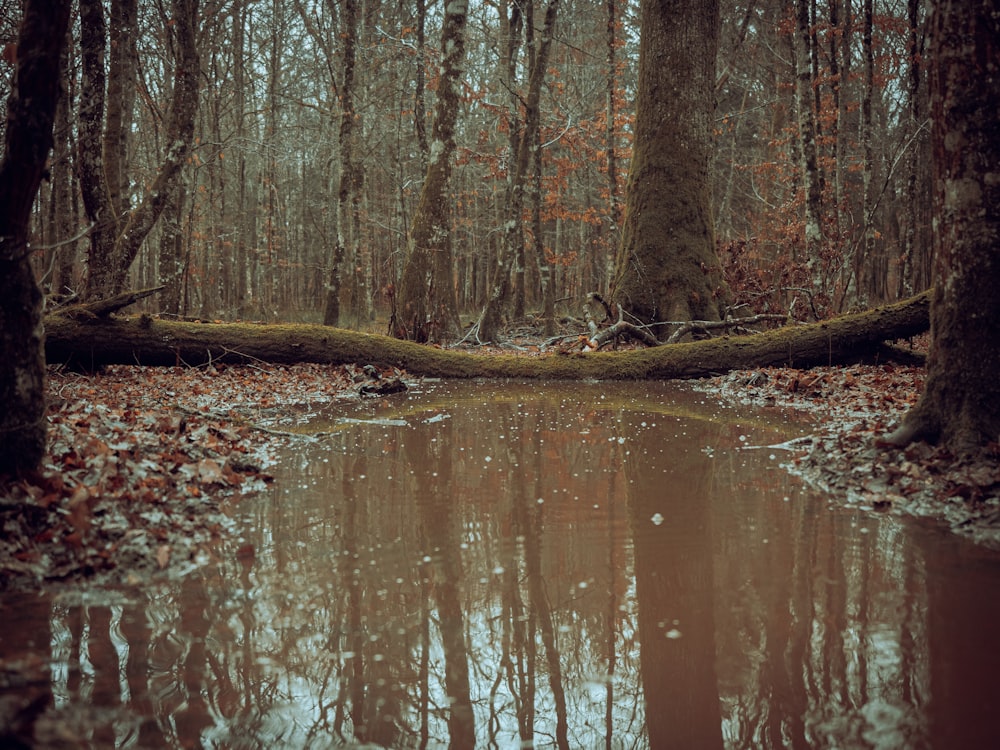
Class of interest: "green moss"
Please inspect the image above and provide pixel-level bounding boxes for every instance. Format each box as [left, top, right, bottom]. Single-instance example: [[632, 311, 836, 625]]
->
[[44, 291, 929, 379]]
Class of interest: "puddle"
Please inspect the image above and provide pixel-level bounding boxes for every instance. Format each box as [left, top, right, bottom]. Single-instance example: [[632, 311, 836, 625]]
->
[[2, 380, 1000, 748]]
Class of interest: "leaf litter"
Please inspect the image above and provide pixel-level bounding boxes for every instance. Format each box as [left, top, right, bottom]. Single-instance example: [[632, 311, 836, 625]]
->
[[695, 363, 1000, 547], [0, 362, 390, 591]]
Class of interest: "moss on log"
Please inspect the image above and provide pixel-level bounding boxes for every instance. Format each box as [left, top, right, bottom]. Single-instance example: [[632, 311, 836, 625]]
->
[[44, 290, 930, 379]]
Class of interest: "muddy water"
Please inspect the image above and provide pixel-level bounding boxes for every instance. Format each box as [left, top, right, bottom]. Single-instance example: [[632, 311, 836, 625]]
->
[[3, 381, 1000, 749]]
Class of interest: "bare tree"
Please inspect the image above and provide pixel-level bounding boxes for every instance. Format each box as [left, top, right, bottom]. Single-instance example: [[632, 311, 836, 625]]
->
[[0, 0, 71, 473], [476, 0, 561, 342], [78, 0, 200, 300], [322, 0, 361, 327], [792, 0, 825, 292], [395, 0, 470, 342]]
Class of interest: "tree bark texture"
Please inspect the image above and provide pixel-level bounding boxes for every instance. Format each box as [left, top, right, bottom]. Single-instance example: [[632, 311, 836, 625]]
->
[[477, 0, 560, 342], [323, 0, 360, 327], [45, 291, 930, 380], [396, 0, 469, 343], [611, 0, 728, 337], [0, 0, 72, 473], [792, 0, 825, 290], [79, 0, 200, 300], [885, 1, 1000, 456]]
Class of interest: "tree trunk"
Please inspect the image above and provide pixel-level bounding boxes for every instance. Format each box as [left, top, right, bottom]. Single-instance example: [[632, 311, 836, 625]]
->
[[104, 0, 138, 222], [51, 37, 77, 298], [0, 0, 72, 473], [477, 0, 560, 343], [45, 291, 930, 380], [827, 0, 843, 241], [611, 0, 728, 338], [323, 0, 360, 327], [531, 128, 556, 336], [858, 0, 876, 304], [395, 0, 469, 343], [791, 0, 825, 293], [883, 1, 1000, 457], [158, 179, 186, 316], [898, 0, 926, 300], [79, 0, 201, 300]]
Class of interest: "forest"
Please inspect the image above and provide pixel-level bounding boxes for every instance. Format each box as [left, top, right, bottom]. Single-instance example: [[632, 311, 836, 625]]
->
[[1, 0, 931, 326], [1, 1, 999, 745], [0, 0, 996, 515]]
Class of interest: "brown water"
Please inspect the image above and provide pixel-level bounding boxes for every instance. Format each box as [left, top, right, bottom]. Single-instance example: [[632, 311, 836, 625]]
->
[[3, 380, 1000, 749]]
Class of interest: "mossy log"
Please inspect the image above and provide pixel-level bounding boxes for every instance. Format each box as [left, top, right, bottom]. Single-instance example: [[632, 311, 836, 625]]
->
[[44, 291, 930, 379]]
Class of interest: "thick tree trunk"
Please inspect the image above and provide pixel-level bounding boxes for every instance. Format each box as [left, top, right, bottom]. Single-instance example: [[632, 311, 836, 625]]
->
[[611, 0, 728, 337], [883, 1, 1000, 457], [45, 291, 930, 380], [0, 0, 72, 473], [396, 0, 469, 343]]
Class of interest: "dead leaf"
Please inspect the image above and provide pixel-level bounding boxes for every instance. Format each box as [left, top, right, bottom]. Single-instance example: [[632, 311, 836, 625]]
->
[[197, 458, 226, 484]]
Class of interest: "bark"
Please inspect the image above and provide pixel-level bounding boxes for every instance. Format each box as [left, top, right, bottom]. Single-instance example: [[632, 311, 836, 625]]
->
[[898, 0, 926, 300], [395, 0, 468, 342], [476, 0, 561, 343], [45, 291, 930, 379], [0, 0, 72, 473], [858, 0, 876, 303], [51, 38, 76, 298], [158, 179, 186, 316], [792, 0, 825, 290], [79, 0, 201, 300], [414, 0, 429, 165], [104, 0, 138, 221], [883, 1, 1000, 457], [531, 130, 556, 336], [828, 0, 843, 240], [323, 0, 360, 327], [611, 0, 728, 338], [605, 0, 620, 230]]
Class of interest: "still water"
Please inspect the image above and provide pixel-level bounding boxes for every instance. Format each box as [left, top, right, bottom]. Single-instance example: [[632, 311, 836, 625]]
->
[[3, 380, 1000, 749]]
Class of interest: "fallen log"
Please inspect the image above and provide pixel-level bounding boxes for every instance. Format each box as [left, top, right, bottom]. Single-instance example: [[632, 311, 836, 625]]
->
[[43, 290, 930, 380]]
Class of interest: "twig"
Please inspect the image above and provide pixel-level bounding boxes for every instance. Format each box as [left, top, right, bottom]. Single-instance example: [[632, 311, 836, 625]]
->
[[666, 313, 788, 344]]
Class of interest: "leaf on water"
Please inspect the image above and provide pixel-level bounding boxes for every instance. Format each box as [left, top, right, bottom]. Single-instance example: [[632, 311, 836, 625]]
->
[[156, 544, 171, 569]]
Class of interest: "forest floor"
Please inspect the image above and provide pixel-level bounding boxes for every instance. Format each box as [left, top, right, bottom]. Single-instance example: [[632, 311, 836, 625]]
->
[[2, 327, 1000, 591]]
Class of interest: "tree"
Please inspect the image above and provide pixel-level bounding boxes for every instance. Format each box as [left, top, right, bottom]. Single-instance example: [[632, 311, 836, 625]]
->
[[320, 0, 361, 327], [395, 0, 470, 343], [884, 0, 1000, 456], [792, 0, 825, 292], [78, 0, 200, 300], [0, 0, 72, 473], [476, 0, 561, 342], [610, 0, 728, 339]]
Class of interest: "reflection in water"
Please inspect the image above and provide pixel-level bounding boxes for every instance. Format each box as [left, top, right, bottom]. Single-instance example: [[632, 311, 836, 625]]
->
[[628, 414, 724, 749], [3, 381, 1000, 748]]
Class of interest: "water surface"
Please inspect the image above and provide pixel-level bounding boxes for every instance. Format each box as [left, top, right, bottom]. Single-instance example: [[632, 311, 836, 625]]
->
[[3, 380, 1000, 748]]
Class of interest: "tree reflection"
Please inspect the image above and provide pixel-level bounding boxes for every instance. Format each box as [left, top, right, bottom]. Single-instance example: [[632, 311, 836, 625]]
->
[[409, 412, 476, 748], [626, 421, 724, 749], [6, 383, 1000, 747]]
